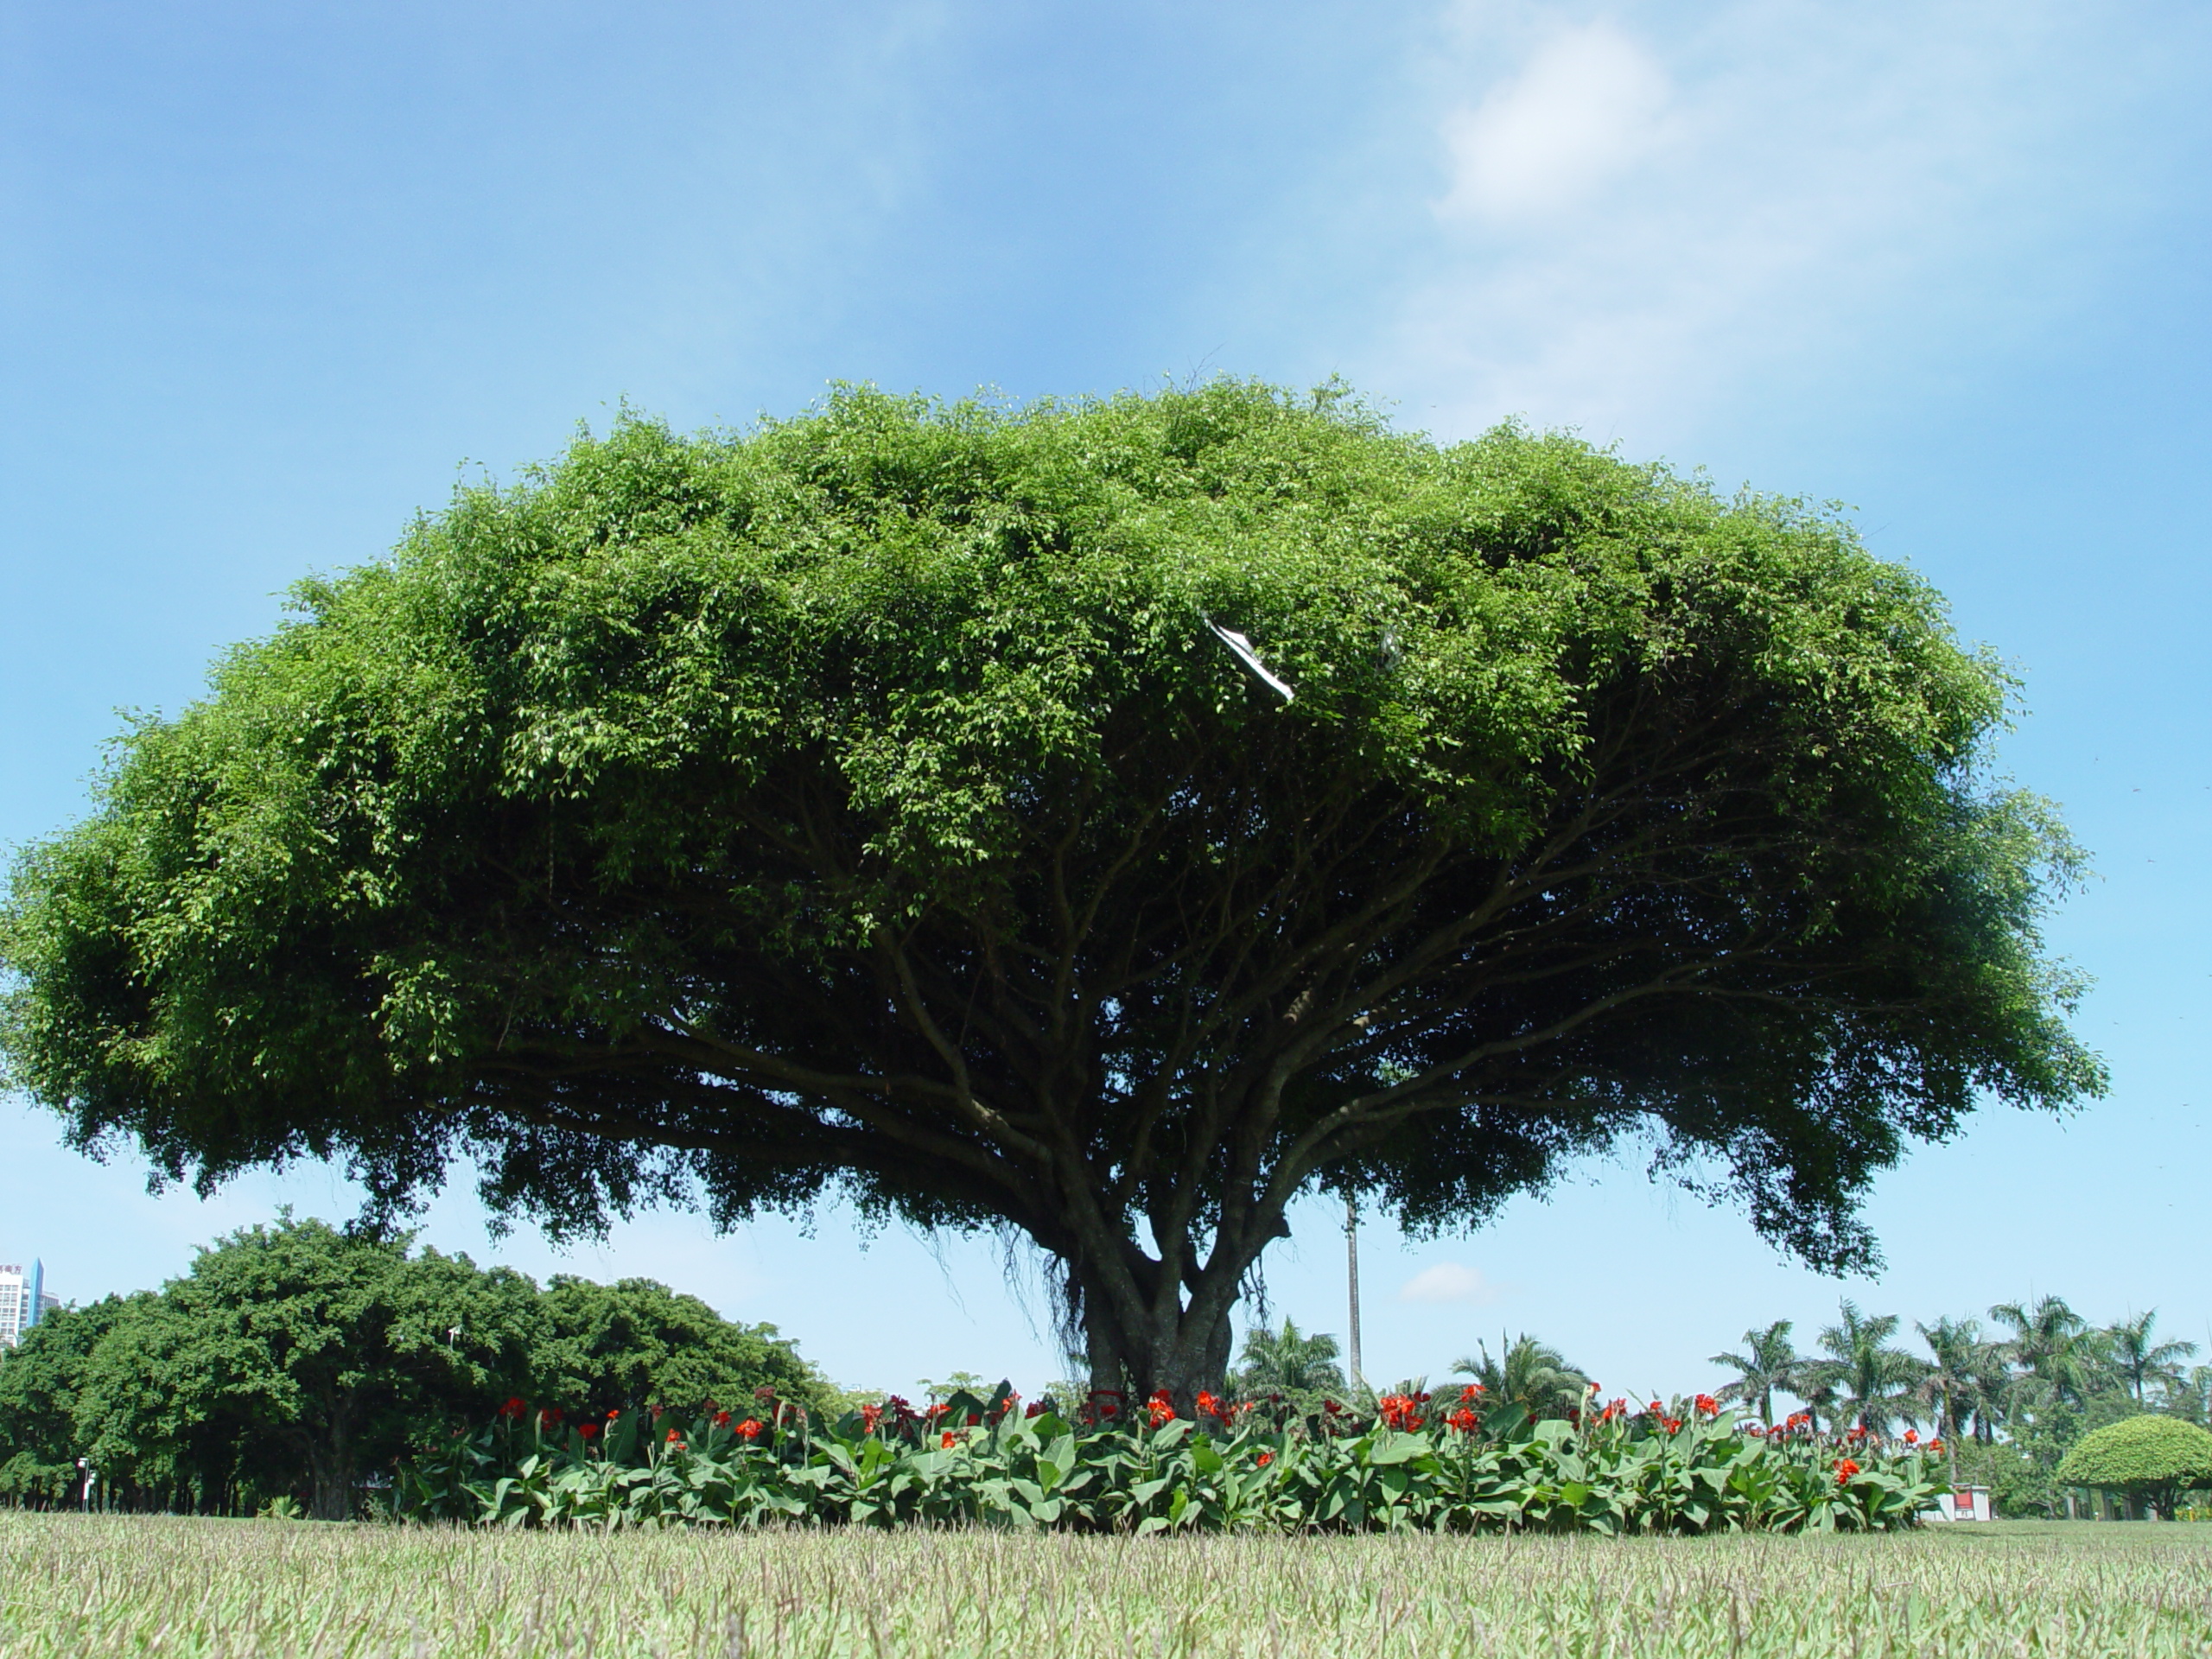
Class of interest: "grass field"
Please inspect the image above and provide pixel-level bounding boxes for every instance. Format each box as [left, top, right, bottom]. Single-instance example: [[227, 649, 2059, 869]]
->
[[2, 1514, 2208, 1657]]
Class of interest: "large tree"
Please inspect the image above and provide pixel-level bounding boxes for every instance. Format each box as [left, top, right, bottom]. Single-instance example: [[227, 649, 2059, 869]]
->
[[0, 382, 2102, 1400]]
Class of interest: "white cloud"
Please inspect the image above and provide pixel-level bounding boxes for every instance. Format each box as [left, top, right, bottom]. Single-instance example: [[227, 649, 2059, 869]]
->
[[1435, 24, 1673, 222], [1398, 1262, 1503, 1305], [1353, 1, 2171, 447]]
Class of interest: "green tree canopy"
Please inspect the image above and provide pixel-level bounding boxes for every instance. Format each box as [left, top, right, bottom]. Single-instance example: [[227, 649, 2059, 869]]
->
[[0, 1294, 131, 1505], [2056, 1414, 2212, 1520], [529, 1275, 830, 1419], [0, 381, 2104, 1398], [69, 1216, 541, 1518]]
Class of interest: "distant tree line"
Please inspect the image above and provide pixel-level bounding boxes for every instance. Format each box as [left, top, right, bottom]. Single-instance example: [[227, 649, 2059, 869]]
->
[[0, 1214, 832, 1519], [1707, 1297, 2207, 1516]]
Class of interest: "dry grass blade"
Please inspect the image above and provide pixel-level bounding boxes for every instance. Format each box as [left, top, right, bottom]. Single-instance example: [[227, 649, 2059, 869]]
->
[[2, 1514, 2209, 1657]]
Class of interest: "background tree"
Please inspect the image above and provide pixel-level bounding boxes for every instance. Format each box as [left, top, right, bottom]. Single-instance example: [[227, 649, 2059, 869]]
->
[[0, 383, 2105, 1402], [1708, 1319, 1801, 1425], [2103, 1311, 2196, 1408], [528, 1275, 831, 1419], [0, 1296, 131, 1506], [1229, 1317, 1345, 1409], [75, 1217, 542, 1518], [1452, 1333, 1589, 1420], [1991, 1294, 2115, 1415], [1804, 1301, 1926, 1433], [1914, 1315, 1985, 1484]]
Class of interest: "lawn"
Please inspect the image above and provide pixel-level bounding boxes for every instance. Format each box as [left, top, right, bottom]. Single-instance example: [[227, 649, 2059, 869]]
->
[[2, 1513, 2207, 1657]]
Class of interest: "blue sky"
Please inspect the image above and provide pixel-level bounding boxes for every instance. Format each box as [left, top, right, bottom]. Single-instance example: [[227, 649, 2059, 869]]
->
[[4, 0, 2209, 1400]]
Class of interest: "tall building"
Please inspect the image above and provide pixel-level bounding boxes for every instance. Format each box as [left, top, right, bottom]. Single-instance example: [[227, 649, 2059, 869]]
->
[[0, 1262, 58, 1347]]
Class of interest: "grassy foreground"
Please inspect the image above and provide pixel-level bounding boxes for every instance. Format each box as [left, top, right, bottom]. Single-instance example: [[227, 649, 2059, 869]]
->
[[2, 1514, 2209, 1657]]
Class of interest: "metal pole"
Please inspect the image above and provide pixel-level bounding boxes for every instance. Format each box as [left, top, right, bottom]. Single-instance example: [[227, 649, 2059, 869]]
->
[[1344, 1194, 1364, 1394]]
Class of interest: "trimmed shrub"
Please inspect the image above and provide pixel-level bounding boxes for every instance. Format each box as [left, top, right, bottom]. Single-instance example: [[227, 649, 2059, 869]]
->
[[2056, 1415, 2212, 1519]]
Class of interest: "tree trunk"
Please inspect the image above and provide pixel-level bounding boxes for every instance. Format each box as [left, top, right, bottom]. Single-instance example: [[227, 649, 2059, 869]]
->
[[307, 1414, 355, 1522]]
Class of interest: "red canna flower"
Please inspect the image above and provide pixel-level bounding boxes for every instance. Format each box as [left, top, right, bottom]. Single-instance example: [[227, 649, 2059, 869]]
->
[[1694, 1395, 1719, 1418], [1662, 1417, 1683, 1434], [1446, 1408, 1478, 1433], [579, 1421, 599, 1439], [1255, 1451, 1274, 1466], [1647, 1401, 1665, 1418], [1929, 1439, 1945, 1453], [1323, 1400, 1343, 1416], [735, 1418, 764, 1440], [1904, 1429, 1918, 1445], [713, 1410, 732, 1427], [607, 1409, 620, 1421], [941, 1431, 958, 1449], [1834, 1458, 1860, 1484], [666, 1438, 687, 1452], [861, 1403, 885, 1433], [1025, 1401, 1048, 1418], [1147, 1389, 1176, 1427], [498, 1396, 527, 1421]]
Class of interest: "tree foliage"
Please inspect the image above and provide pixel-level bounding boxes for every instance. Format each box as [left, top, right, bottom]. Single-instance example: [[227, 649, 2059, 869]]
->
[[2055, 1415, 2212, 1520], [0, 381, 2104, 1395], [0, 1215, 829, 1516], [1452, 1334, 1589, 1420]]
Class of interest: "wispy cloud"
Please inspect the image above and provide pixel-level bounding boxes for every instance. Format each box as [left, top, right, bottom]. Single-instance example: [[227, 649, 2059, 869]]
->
[[1398, 1262, 1503, 1305], [1360, 0, 2178, 446]]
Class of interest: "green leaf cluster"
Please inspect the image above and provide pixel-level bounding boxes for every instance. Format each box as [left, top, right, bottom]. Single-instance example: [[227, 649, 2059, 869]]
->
[[401, 1387, 1940, 1535]]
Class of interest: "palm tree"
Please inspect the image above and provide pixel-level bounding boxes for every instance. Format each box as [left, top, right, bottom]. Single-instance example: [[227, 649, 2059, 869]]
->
[[1915, 1316, 1985, 1483], [1989, 1294, 2103, 1407], [1451, 1333, 1589, 1420], [1708, 1320, 1801, 1426], [2105, 1311, 2198, 1406], [1804, 1301, 1927, 1433], [1230, 1318, 1345, 1401]]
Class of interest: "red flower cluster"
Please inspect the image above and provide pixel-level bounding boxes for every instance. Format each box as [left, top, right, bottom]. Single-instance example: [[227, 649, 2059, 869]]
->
[[498, 1396, 527, 1421], [1597, 1398, 1627, 1424], [1834, 1458, 1861, 1484], [712, 1410, 732, 1428], [1077, 1389, 1125, 1427], [1456, 1384, 1484, 1404], [1147, 1389, 1176, 1427], [537, 1407, 563, 1429], [1693, 1395, 1720, 1418], [1193, 1391, 1241, 1427], [579, 1422, 599, 1440], [1904, 1429, 1918, 1445], [735, 1418, 764, 1441], [1377, 1393, 1430, 1432], [1255, 1451, 1274, 1467], [1446, 1407, 1479, 1433], [940, 1430, 959, 1449], [860, 1403, 886, 1433], [1024, 1401, 1050, 1419]]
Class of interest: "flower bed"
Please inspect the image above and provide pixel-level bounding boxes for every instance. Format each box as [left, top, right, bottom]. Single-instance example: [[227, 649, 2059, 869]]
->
[[395, 1386, 1942, 1534]]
